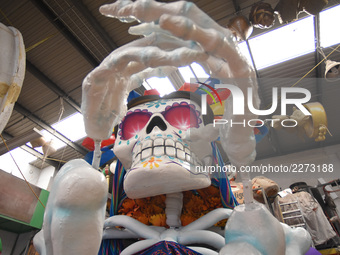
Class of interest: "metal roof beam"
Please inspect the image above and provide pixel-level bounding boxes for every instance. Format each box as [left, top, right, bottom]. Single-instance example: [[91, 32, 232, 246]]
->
[[314, 14, 323, 103], [69, 0, 118, 51], [1, 131, 61, 169], [13, 103, 88, 155], [231, 0, 241, 13], [26, 61, 81, 113], [21, 145, 63, 169], [30, 0, 100, 67]]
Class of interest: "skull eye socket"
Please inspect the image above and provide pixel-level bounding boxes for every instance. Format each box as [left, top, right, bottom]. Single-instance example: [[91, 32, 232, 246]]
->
[[119, 111, 151, 140], [162, 104, 200, 130]]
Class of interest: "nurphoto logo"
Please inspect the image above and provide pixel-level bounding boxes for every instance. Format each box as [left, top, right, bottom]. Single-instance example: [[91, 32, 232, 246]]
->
[[197, 83, 311, 128]]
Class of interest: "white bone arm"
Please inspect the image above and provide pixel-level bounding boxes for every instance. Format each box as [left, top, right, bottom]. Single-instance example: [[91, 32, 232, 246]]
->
[[103, 228, 138, 240], [104, 215, 160, 239]]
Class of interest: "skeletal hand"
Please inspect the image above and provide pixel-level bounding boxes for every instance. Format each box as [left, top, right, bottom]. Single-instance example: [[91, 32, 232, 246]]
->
[[82, 0, 259, 167]]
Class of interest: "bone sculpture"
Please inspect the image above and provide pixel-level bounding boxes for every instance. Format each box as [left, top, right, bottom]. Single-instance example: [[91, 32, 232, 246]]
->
[[34, 0, 312, 254]]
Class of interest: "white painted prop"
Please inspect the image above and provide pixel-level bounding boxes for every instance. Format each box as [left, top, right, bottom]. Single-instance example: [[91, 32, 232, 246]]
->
[[0, 23, 25, 134], [36, 1, 313, 254], [33, 159, 108, 255], [113, 98, 213, 199]]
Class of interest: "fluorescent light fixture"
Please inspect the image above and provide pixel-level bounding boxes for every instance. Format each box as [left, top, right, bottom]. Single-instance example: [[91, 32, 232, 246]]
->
[[248, 16, 315, 69], [320, 4, 340, 48], [146, 76, 176, 96]]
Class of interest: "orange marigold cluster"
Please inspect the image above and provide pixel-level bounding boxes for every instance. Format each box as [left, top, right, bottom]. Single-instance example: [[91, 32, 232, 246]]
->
[[118, 185, 226, 227]]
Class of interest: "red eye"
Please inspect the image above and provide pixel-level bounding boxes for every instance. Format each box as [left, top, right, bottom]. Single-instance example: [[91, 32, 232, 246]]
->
[[162, 103, 200, 130], [119, 111, 151, 140]]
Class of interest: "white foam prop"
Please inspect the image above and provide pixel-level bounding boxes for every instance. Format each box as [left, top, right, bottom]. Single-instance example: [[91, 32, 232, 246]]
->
[[84, 0, 259, 202], [37, 1, 312, 254], [223, 203, 286, 255], [81, 33, 208, 141], [113, 97, 213, 199], [0, 23, 25, 134], [103, 207, 233, 255], [33, 159, 108, 255]]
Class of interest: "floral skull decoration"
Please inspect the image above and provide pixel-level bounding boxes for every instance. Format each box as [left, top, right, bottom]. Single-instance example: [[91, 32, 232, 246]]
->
[[114, 91, 215, 199]]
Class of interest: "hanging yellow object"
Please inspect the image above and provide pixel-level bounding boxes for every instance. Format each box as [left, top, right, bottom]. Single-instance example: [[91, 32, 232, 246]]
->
[[303, 102, 328, 142], [210, 101, 225, 116]]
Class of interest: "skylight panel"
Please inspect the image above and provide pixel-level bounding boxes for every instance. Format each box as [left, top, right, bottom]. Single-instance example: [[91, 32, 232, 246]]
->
[[0, 147, 37, 174], [248, 16, 315, 69], [179, 63, 211, 83], [178, 65, 195, 83], [146, 76, 176, 96], [191, 62, 210, 79], [142, 80, 152, 90], [29, 112, 87, 154], [52, 112, 87, 142], [320, 4, 340, 48], [238, 41, 253, 67]]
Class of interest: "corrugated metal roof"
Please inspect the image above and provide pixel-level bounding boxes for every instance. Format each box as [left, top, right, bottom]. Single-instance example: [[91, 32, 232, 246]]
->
[[0, 0, 339, 171]]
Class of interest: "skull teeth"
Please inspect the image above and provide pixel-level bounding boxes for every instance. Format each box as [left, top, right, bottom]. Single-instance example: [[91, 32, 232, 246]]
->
[[132, 137, 200, 167], [141, 148, 152, 159], [165, 139, 174, 146], [165, 146, 176, 157]]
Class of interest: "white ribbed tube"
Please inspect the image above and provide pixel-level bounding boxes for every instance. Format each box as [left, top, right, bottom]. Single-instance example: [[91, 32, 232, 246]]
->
[[165, 192, 183, 228], [92, 139, 102, 170]]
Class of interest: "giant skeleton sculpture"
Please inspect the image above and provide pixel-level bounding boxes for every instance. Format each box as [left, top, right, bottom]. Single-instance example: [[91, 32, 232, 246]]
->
[[33, 0, 312, 254]]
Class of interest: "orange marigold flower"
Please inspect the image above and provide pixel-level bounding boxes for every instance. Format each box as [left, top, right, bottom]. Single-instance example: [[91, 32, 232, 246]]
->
[[181, 215, 197, 226], [137, 215, 149, 225], [183, 195, 205, 216], [150, 214, 167, 227]]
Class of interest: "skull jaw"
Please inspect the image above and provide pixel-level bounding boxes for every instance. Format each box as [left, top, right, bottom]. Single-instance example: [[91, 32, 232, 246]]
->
[[124, 162, 211, 199]]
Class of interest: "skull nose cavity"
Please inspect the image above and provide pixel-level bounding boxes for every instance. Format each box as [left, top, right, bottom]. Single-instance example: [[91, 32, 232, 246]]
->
[[146, 116, 167, 134]]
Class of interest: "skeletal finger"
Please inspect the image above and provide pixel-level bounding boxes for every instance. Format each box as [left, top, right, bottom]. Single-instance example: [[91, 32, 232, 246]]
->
[[128, 22, 172, 36], [112, 46, 208, 76], [100, 0, 224, 33], [99, 0, 135, 22], [159, 14, 253, 77], [89, 33, 203, 75]]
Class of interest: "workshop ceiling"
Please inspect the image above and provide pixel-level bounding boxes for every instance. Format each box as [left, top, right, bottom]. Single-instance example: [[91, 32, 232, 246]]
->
[[0, 0, 340, 170]]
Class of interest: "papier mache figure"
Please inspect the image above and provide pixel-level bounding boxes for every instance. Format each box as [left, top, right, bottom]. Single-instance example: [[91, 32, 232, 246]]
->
[[33, 0, 312, 254]]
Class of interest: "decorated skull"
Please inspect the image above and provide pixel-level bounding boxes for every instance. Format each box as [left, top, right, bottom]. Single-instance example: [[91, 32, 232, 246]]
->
[[114, 91, 216, 199]]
